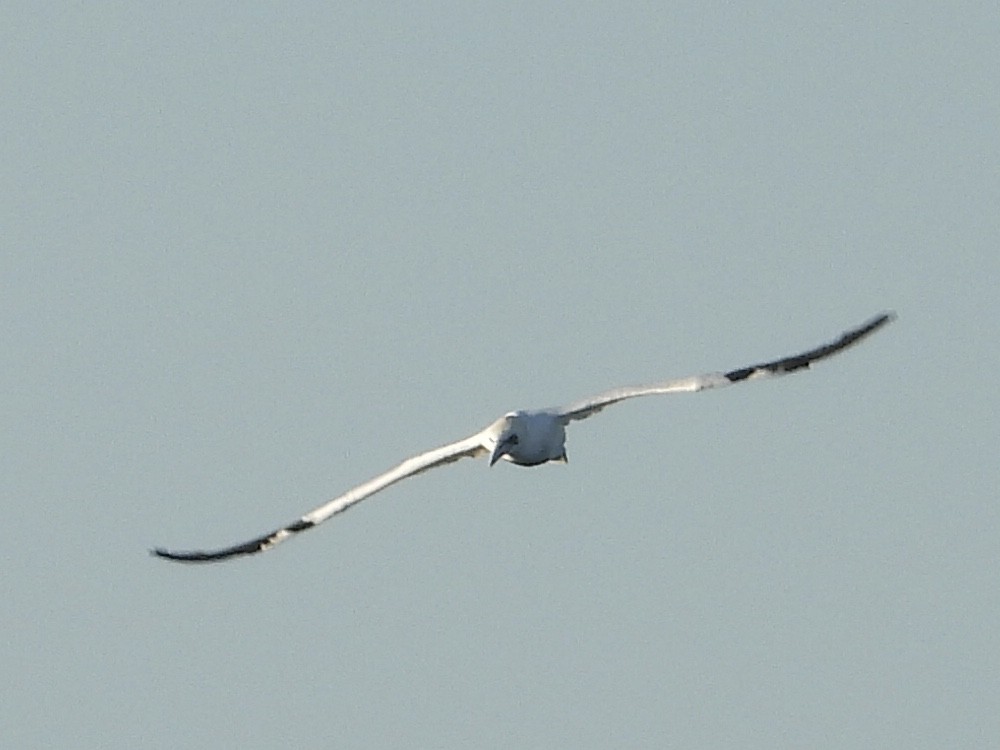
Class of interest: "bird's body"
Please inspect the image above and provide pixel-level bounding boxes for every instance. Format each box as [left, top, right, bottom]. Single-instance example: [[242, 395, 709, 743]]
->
[[490, 411, 568, 467], [154, 311, 895, 563]]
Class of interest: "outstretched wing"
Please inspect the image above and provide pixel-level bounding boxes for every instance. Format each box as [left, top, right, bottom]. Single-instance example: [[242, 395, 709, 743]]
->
[[556, 312, 895, 423], [153, 432, 490, 563]]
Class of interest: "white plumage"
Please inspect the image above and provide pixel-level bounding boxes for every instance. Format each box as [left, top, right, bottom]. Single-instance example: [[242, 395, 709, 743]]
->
[[153, 311, 894, 563]]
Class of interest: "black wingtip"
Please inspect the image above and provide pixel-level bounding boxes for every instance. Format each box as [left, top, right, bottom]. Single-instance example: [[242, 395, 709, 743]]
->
[[150, 545, 237, 564], [723, 310, 895, 384], [863, 310, 896, 330], [149, 537, 267, 563], [150, 518, 317, 564], [836, 310, 897, 347]]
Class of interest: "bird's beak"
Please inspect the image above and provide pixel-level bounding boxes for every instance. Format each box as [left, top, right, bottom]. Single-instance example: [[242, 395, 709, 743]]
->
[[490, 437, 512, 467]]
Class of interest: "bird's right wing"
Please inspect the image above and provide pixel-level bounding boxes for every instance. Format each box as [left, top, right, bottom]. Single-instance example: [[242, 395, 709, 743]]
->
[[152, 431, 491, 563], [556, 311, 895, 423]]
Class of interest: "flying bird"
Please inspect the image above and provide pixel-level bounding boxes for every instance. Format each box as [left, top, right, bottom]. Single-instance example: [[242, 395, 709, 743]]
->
[[153, 311, 894, 563]]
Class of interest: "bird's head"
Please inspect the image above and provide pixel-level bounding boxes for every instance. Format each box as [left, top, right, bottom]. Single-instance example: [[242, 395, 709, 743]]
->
[[489, 430, 520, 466], [489, 413, 522, 466]]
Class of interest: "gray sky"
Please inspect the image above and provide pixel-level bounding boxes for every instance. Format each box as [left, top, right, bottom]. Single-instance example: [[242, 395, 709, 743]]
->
[[3, 3, 998, 748]]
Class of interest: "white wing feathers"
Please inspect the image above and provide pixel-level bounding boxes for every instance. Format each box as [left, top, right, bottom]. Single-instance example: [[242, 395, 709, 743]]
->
[[152, 432, 489, 563], [556, 312, 895, 423], [153, 311, 894, 564]]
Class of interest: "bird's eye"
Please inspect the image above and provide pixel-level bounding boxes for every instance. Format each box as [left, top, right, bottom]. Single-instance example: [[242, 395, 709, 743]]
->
[[509, 435, 519, 445]]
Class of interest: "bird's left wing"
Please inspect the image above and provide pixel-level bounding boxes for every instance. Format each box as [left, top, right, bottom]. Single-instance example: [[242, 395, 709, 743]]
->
[[153, 431, 490, 563], [556, 311, 895, 424]]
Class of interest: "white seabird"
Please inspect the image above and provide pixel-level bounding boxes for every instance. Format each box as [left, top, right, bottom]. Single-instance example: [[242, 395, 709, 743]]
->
[[153, 311, 894, 563]]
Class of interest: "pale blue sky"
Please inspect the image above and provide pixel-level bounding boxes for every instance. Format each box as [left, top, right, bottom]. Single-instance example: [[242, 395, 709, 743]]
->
[[3, 3, 998, 748]]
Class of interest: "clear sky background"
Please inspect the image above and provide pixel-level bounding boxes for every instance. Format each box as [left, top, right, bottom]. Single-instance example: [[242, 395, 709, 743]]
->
[[3, 3, 998, 748]]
